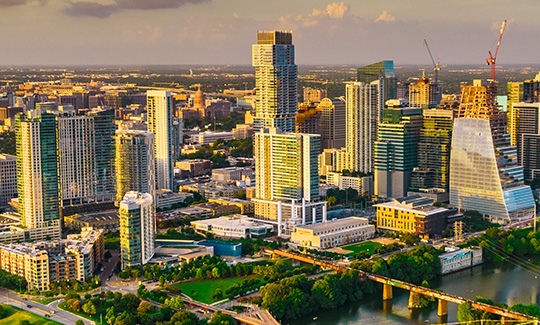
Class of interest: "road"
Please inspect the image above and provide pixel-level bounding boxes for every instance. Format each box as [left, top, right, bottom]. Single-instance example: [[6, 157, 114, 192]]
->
[[0, 289, 94, 325], [99, 249, 119, 283]]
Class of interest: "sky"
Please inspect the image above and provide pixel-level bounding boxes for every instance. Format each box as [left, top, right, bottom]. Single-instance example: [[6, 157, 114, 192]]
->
[[1, 0, 540, 66]]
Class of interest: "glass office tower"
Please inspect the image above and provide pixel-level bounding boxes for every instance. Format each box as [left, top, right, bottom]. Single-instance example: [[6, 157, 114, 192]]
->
[[450, 80, 534, 223]]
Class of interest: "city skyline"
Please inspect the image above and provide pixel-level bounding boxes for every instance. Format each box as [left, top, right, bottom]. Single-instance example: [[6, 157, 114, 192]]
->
[[2, 1, 540, 66]]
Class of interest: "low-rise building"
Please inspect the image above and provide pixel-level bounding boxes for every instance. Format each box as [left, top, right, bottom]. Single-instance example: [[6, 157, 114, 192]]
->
[[326, 172, 374, 197], [156, 189, 193, 209], [64, 210, 119, 232], [291, 217, 375, 249], [211, 167, 254, 183], [191, 131, 234, 145], [191, 215, 273, 239], [176, 159, 212, 177], [195, 202, 241, 217], [0, 227, 104, 291], [439, 246, 483, 274], [181, 182, 251, 200], [375, 195, 458, 238], [208, 198, 254, 214], [232, 124, 254, 140], [176, 206, 213, 219]]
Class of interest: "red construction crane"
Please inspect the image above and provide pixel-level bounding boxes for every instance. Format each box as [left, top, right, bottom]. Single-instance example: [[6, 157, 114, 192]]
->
[[486, 20, 507, 81]]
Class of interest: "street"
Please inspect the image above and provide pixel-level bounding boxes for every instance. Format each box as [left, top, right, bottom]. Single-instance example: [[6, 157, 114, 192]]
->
[[0, 289, 93, 325]]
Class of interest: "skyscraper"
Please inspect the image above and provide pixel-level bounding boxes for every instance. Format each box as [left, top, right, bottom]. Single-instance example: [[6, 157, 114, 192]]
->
[[357, 61, 397, 101], [450, 80, 534, 223], [318, 98, 346, 150], [252, 31, 297, 133], [410, 108, 454, 192], [511, 102, 540, 182], [115, 130, 156, 204], [0, 155, 17, 208], [119, 191, 154, 270], [48, 105, 116, 206], [408, 76, 442, 109], [345, 80, 384, 173], [15, 110, 60, 231], [87, 108, 116, 202], [254, 129, 325, 231], [147, 90, 173, 190], [374, 105, 423, 199]]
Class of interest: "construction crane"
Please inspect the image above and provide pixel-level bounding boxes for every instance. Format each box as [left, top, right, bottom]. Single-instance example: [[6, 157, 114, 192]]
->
[[423, 39, 440, 82], [486, 20, 507, 81]]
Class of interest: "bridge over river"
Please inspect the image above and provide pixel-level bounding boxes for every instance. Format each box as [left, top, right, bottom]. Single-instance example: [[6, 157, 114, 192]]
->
[[266, 249, 536, 323]]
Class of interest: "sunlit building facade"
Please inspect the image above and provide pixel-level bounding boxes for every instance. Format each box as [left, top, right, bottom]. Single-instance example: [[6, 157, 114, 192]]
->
[[147, 90, 173, 190], [119, 191, 155, 269], [450, 80, 535, 223], [252, 31, 297, 133]]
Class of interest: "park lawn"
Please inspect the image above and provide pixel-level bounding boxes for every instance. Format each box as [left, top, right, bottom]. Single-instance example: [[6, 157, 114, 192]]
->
[[32, 298, 59, 305], [173, 275, 262, 304], [342, 241, 383, 254], [0, 304, 62, 325]]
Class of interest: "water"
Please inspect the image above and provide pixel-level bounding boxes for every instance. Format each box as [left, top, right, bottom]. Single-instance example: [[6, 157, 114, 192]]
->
[[295, 260, 540, 325]]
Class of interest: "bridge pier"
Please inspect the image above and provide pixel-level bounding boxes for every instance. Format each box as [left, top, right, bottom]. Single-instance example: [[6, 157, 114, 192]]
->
[[437, 299, 448, 317], [383, 284, 393, 300], [408, 292, 420, 309]]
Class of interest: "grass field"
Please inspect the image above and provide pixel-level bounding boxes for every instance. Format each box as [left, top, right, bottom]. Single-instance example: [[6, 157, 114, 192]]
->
[[173, 275, 261, 304], [342, 241, 383, 254], [0, 304, 62, 325], [32, 298, 59, 305]]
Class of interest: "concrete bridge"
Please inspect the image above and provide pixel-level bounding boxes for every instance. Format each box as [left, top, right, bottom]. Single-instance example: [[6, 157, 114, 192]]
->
[[266, 249, 536, 323]]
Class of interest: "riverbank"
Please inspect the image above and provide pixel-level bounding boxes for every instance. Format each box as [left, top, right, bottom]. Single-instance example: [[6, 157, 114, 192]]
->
[[295, 258, 540, 324]]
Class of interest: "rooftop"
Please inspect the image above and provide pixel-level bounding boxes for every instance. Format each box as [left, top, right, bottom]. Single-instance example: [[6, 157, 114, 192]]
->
[[295, 217, 370, 232]]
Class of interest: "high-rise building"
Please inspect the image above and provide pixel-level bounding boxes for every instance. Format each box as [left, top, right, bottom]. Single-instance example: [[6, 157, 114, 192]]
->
[[49, 105, 116, 206], [253, 129, 325, 231], [0, 155, 17, 208], [303, 87, 327, 103], [408, 76, 442, 109], [252, 31, 297, 133], [450, 80, 534, 223], [295, 103, 320, 134], [345, 80, 384, 173], [147, 90, 173, 190], [374, 105, 423, 199], [410, 108, 454, 192], [357, 61, 397, 101], [15, 110, 60, 232], [119, 191, 154, 270], [86, 108, 116, 202], [511, 102, 540, 182], [318, 98, 346, 150], [115, 130, 156, 204]]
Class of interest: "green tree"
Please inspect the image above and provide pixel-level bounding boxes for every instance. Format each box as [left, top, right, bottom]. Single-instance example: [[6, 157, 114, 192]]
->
[[18, 321, 30, 325], [137, 301, 153, 316], [105, 306, 116, 325], [170, 310, 199, 324], [0, 305, 6, 319], [212, 288, 223, 300], [209, 311, 237, 325], [82, 300, 96, 315], [159, 275, 165, 286], [75, 320, 84, 325], [212, 267, 221, 278], [457, 302, 476, 322]]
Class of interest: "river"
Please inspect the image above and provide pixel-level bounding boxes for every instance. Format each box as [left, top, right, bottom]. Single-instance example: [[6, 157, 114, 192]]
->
[[295, 259, 540, 325]]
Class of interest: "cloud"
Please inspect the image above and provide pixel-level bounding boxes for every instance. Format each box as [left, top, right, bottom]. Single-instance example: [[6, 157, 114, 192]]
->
[[0, 0, 46, 7], [279, 2, 349, 29], [64, 2, 118, 18], [325, 2, 349, 19], [63, 0, 210, 18], [376, 10, 395, 22], [312, 2, 349, 19]]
